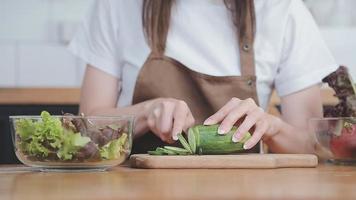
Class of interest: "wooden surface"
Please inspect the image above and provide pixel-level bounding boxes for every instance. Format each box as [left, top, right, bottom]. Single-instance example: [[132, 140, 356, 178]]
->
[[0, 164, 356, 200], [130, 154, 318, 169], [0, 88, 80, 105], [0, 88, 337, 106]]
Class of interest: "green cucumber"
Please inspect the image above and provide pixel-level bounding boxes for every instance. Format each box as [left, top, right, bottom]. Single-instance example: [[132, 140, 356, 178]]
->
[[193, 125, 251, 154], [177, 133, 192, 154], [188, 128, 196, 154], [148, 146, 190, 156], [148, 150, 164, 155], [157, 147, 176, 155], [193, 126, 202, 155], [147, 125, 251, 155], [164, 146, 190, 155], [148, 147, 166, 155]]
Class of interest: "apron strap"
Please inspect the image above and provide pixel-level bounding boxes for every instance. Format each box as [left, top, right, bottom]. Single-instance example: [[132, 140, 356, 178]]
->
[[239, 0, 256, 76]]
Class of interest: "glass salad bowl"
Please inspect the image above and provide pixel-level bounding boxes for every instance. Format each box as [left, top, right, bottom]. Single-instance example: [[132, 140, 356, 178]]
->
[[10, 111, 133, 171], [310, 118, 356, 164]]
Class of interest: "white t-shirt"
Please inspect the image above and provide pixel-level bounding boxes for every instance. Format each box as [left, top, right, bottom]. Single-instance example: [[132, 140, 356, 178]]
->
[[69, 0, 338, 110]]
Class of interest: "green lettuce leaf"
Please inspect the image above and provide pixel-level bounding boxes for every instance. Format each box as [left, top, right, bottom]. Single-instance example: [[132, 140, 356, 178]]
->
[[100, 133, 127, 160], [15, 118, 36, 141], [36, 111, 64, 149], [28, 137, 50, 157], [57, 131, 91, 160], [15, 111, 90, 160]]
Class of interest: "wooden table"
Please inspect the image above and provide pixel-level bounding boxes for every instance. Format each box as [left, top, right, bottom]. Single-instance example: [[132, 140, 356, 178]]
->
[[0, 164, 355, 200], [0, 87, 337, 106]]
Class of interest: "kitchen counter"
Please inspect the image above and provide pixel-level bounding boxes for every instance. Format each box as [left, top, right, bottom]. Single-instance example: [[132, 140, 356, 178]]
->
[[0, 164, 355, 200], [0, 87, 337, 106], [0, 88, 80, 105]]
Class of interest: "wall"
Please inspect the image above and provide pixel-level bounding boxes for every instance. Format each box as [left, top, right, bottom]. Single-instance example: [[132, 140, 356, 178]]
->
[[0, 0, 91, 88], [0, 0, 355, 88]]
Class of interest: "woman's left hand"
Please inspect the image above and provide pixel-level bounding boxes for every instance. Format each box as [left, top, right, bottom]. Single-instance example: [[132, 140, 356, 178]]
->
[[203, 97, 279, 150]]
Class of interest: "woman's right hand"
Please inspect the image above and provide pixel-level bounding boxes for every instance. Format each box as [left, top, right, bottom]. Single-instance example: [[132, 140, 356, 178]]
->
[[144, 98, 195, 144]]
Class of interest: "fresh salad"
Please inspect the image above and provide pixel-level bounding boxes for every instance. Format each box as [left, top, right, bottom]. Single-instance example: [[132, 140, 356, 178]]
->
[[322, 66, 356, 159], [14, 111, 129, 162], [329, 120, 356, 159], [322, 66, 356, 118]]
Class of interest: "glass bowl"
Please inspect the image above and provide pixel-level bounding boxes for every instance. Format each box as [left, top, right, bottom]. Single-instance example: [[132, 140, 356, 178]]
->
[[9, 112, 133, 171], [310, 118, 356, 164]]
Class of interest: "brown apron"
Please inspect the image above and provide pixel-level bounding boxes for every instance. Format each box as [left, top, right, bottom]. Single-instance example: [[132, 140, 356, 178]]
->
[[131, 3, 260, 154]]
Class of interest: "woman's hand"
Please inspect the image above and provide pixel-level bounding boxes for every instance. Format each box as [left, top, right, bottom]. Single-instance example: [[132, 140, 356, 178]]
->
[[144, 98, 195, 144], [204, 97, 281, 150]]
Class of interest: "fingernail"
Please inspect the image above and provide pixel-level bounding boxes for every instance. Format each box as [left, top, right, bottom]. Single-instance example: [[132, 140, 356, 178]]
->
[[204, 119, 212, 125], [243, 143, 251, 150], [232, 136, 238, 143], [218, 127, 225, 135], [172, 134, 178, 141], [233, 132, 242, 142]]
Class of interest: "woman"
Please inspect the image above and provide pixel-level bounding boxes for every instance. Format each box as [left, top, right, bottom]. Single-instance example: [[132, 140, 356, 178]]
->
[[69, 0, 337, 154]]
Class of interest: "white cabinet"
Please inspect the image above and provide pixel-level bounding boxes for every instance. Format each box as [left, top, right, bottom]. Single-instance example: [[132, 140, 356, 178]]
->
[[0, 0, 49, 41], [0, 44, 16, 87], [321, 28, 356, 79], [18, 44, 78, 87]]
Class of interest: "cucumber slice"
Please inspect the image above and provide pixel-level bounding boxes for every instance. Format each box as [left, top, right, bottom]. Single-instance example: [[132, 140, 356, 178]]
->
[[177, 133, 192, 154], [164, 146, 190, 154], [198, 147, 203, 155], [194, 126, 200, 151], [148, 150, 164, 155], [148, 147, 166, 155], [157, 147, 177, 155], [188, 128, 196, 154]]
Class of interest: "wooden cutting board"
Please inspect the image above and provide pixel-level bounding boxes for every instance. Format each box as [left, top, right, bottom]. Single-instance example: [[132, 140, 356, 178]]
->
[[130, 154, 318, 169]]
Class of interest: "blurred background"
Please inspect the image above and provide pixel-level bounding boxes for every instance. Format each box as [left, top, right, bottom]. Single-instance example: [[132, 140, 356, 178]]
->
[[0, 0, 355, 164], [0, 0, 89, 88], [0, 0, 355, 88]]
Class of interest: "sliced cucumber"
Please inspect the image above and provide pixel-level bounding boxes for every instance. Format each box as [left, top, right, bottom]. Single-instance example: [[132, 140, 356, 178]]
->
[[147, 125, 252, 156], [188, 128, 197, 154], [164, 146, 190, 154], [148, 150, 164, 155], [177, 133, 192, 154], [157, 147, 177, 155], [193, 126, 200, 151], [148, 147, 166, 155]]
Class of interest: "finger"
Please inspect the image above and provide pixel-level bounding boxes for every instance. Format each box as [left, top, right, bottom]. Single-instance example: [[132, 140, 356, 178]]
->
[[147, 113, 162, 137], [148, 105, 174, 144], [162, 136, 175, 144], [152, 107, 161, 118], [171, 101, 189, 140], [243, 120, 268, 149], [232, 108, 264, 142], [158, 102, 174, 134], [183, 112, 195, 133], [218, 104, 250, 135], [147, 112, 158, 130], [204, 97, 241, 125], [151, 107, 162, 131], [158, 112, 175, 144]]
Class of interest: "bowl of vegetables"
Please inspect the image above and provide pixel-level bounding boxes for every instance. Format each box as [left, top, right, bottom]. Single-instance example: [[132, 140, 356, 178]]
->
[[10, 111, 133, 171], [311, 66, 356, 164], [310, 118, 356, 164]]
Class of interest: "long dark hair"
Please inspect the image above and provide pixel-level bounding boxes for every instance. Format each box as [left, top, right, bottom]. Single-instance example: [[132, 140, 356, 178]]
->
[[142, 0, 256, 54]]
